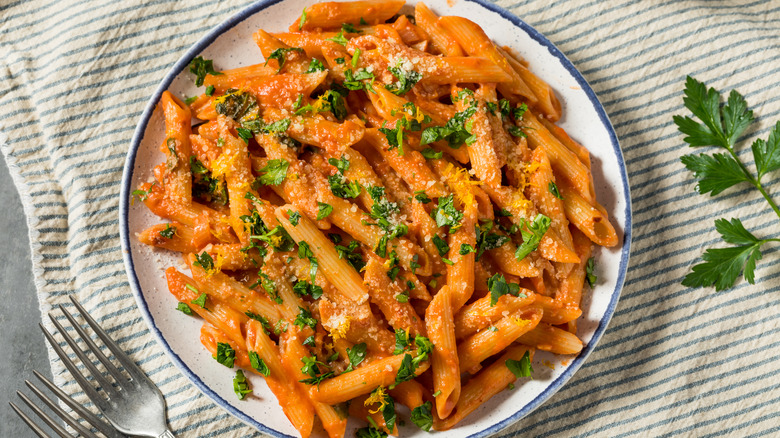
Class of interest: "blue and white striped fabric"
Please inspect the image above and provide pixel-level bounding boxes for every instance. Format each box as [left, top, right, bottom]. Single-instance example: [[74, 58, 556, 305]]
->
[[2, 0, 779, 436]]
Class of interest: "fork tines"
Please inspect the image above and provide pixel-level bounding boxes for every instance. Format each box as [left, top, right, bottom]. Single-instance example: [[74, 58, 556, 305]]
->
[[9, 370, 124, 438]]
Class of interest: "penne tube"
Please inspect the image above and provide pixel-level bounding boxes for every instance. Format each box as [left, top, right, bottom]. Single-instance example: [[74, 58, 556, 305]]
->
[[527, 147, 575, 254], [309, 354, 430, 404], [453, 292, 535, 339], [276, 205, 370, 303], [498, 45, 562, 121], [246, 320, 315, 438], [137, 222, 207, 254], [517, 323, 583, 355], [435, 346, 534, 430], [202, 63, 276, 94], [557, 180, 618, 247], [458, 306, 542, 374], [426, 287, 461, 418], [160, 91, 193, 205], [448, 203, 477, 311], [291, 0, 405, 31], [364, 255, 427, 336], [414, 2, 464, 56]]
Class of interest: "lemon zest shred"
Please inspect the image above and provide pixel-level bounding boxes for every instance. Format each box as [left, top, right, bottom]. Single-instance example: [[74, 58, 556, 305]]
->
[[364, 386, 390, 414], [442, 163, 482, 208], [330, 316, 351, 340]]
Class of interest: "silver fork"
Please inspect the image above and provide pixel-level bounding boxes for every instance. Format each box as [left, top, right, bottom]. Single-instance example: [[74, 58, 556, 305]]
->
[[40, 296, 176, 438], [10, 370, 127, 438]]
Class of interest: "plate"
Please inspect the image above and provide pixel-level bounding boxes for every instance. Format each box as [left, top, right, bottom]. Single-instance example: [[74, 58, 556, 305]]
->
[[120, 0, 632, 436]]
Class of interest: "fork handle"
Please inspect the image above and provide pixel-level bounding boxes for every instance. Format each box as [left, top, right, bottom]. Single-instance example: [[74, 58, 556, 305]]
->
[[158, 430, 177, 438]]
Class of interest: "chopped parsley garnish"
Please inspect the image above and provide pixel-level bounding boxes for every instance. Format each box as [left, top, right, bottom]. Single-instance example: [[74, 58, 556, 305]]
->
[[299, 356, 334, 386], [548, 181, 564, 199], [248, 224, 295, 252], [250, 273, 283, 304], [249, 351, 271, 376], [293, 280, 323, 300], [474, 220, 509, 260], [255, 159, 289, 186], [420, 100, 477, 148], [432, 195, 463, 229], [343, 68, 377, 93], [513, 102, 529, 120], [352, 48, 361, 67], [303, 335, 316, 346], [316, 202, 333, 220], [586, 257, 597, 287], [296, 89, 348, 120], [413, 190, 432, 204], [214, 89, 258, 121], [391, 335, 432, 389], [242, 118, 291, 136], [506, 350, 533, 379], [328, 155, 350, 174], [159, 224, 176, 239], [237, 127, 253, 143], [345, 342, 367, 371], [327, 30, 349, 46], [131, 184, 154, 202], [393, 328, 409, 354], [432, 234, 449, 257], [411, 401, 433, 432], [245, 312, 273, 333], [299, 7, 307, 30], [420, 148, 442, 159], [189, 56, 222, 87], [366, 186, 408, 257], [515, 214, 551, 260], [184, 95, 198, 105], [233, 370, 252, 399], [191, 292, 207, 310], [328, 172, 361, 199], [176, 302, 192, 315], [264, 47, 304, 73], [386, 61, 422, 95], [342, 23, 363, 34], [297, 241, 319, 282], [215, 342, 235, 368], [287, 209, 301, 226], [488, 273, 525, 306], [459, 243, 476, 255], [294, 306, 318, 330], [335, 57, 345, 64], [508, 125, 526, 138], [191, 156, 228, 206], [356, 426, 387, 438], [193, 252, 214, 271], [305, 58, 326, 73], [335, 240, 365, 271], [368, 386, 396, 431]]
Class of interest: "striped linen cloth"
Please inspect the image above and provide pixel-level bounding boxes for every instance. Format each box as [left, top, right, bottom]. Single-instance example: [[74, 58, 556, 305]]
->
[[2, 0, 779, 436]]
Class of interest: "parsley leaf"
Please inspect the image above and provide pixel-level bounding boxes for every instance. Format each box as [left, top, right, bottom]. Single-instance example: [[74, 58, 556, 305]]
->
[[506, 350, 533, 378], [345, 342, 367, 371], [294, 306, 318, 330], [420, 148, 442, 159], [232, 370, 252, 399], [327, 30, 349, 46], [292, 280, 323, 300], [287, 209, 301, 226], [459, 243, 476, 255], [159, 224, 176, 239], [679, 153, 750, 195], [515, 214, 551, 260], [335, 240, 365, 271], [249, 351, 271, 376], [475, 220, 509, 260], [385, 61, 422, 95], [432, 195, 463, 229], [264, 47, 304, 73], [411, 401, 433, 432], [305, 58, 326, 73], [414, 190, 432, 204], [548, 181, 564, 199], [256, 159, 289, 186], [393, 328, 409, 354], [356, 426, 387, 438], [299, 7, 307, 29], [176, 302, 192, 315], [432, 235, 449, 257], [674, 77, 780, 290], [682, 218, 770, 291], [328, 174, 362, 198], [316, 202, 333, 220], [191, 292, 207, 309], [487, 273, 525, 306], [585, 257, 597, 287], [420, 102, 478, 148], [215, 342, 235, 368], [189, 56, 222, 87], [342, 23, 363, 34]]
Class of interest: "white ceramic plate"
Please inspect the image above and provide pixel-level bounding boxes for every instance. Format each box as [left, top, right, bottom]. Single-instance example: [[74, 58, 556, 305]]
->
[[120, 1, 632, 436]]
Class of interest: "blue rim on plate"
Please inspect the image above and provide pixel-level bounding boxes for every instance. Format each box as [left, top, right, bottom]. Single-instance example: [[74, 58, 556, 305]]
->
[[119, 0, 632, 436]]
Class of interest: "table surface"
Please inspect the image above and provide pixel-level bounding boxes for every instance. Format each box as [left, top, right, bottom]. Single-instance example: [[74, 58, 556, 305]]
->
[[0, 153, 54, 437]]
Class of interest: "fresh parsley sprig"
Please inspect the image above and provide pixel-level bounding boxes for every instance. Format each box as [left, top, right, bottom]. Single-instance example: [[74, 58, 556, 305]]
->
[[674, 76, 780, 291]]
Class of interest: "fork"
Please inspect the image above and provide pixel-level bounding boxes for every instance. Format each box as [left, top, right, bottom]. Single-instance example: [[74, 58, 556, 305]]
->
[[10, 370, 127, 438], [39, 296, 176, 438]]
